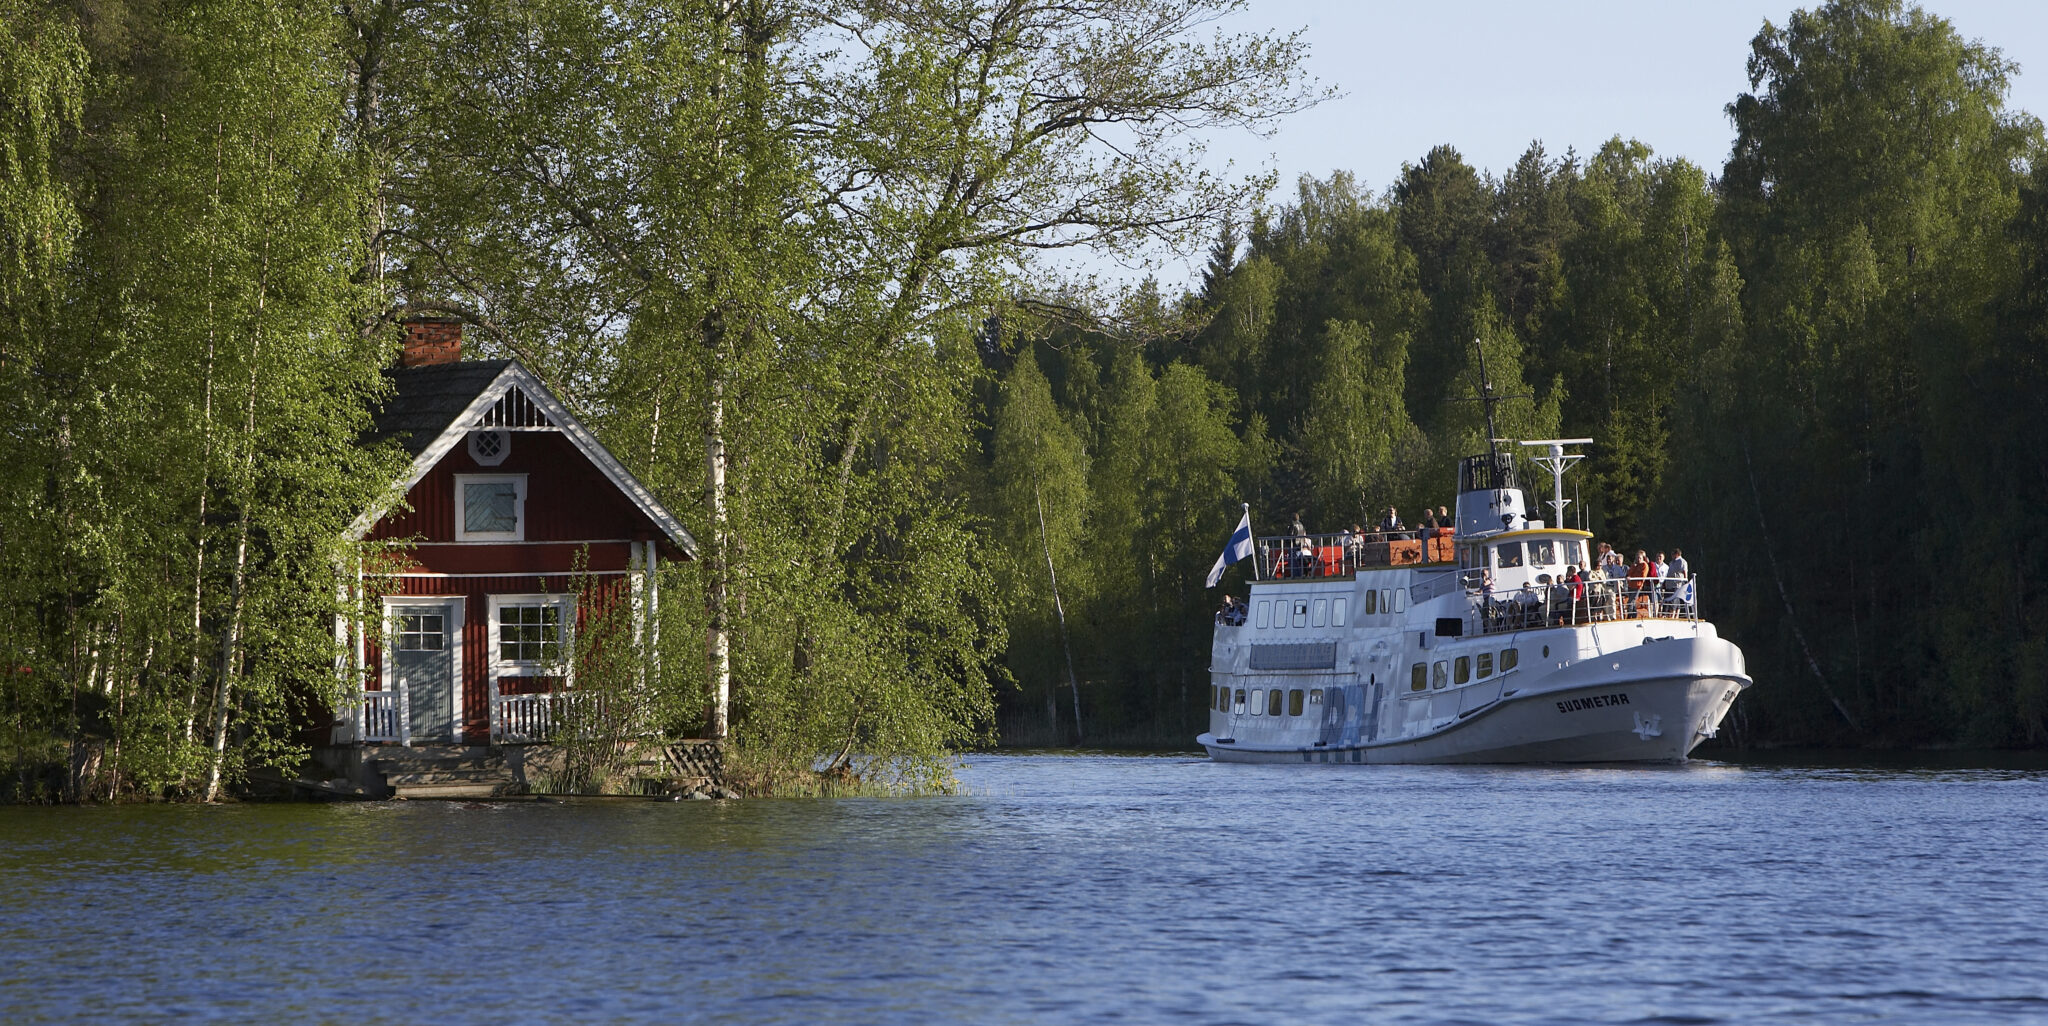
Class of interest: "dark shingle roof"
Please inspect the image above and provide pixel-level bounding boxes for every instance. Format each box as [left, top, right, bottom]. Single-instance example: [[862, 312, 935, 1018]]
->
[[367, 359, 514, 458]]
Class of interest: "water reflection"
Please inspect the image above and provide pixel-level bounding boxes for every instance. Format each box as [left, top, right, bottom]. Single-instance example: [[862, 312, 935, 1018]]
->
[[2, 754, 2046, 1023]]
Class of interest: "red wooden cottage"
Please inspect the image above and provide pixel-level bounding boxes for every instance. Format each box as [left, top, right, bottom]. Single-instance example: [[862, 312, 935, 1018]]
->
[[334, 319, 696, 748]]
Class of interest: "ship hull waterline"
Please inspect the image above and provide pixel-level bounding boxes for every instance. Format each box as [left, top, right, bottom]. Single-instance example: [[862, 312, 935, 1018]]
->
[[1198, 674, 1750, 765]]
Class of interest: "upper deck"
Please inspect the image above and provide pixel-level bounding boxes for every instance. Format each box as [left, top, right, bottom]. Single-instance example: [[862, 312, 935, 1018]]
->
[[1252, 529, 1458, 579]]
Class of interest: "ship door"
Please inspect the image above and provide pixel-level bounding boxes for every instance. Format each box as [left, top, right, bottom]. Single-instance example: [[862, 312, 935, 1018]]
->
[[1363, 677, 1384, 742], [388, 599, 463, 744]]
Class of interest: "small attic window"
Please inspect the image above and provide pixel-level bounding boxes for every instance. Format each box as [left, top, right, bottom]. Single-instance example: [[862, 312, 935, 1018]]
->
[[468, 428, 511, 467], [456, 474, 527, 541]]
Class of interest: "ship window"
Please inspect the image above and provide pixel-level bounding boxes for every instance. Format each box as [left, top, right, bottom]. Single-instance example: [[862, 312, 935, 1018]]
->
[[1455, 656, 1471, 685], [1268, 689, 1285, 716], [1564, 540, 1585, 568], [1432, 661, 1448, 689], [1333, 598, 1347, 626], [1310, 689, 1324, 704], [1501, 648, 1519, 671], [1288, 689, 1305, 716], [1477, 651, 1494, 678], [1292, 601, 1308, 628], [1364, 589, 1378, 615], [1215, 685, 1227, 711], [1250, 689, 1265, 715], [1410, 663, 1427, 691], [1530, 539, 1556, 566], [1391, 589, 1405, 613], [1233, 689, 1247, 714], [1495, 542, 1524, 568], [1312, 599, 1327, 628], [1256, 601, 1271, 629]]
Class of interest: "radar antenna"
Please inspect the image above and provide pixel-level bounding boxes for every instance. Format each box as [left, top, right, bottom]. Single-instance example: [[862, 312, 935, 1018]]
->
[[1519, 439, 1593, 529]]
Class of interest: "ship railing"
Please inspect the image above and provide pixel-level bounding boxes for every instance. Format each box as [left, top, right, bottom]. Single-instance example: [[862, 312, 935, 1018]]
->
[[1255, 530, 1456, 580], [1465, 576, 1701, 634]]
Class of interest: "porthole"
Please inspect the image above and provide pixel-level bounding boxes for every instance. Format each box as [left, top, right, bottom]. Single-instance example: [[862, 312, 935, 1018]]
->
[[1365, 590, 1378, 615], [1410, 663, 1427, 692], [1310, 688, 1324, 704], [1501, 648, 1519, 671], [1256, 601, 1271, 629], [1250, 689, 1265, 715], [1333, 598, 1347, 626], [1455, 656, 1470, 685], [1288, 689, 1305, 716], [1542, 645, 1550, 658], [1268, 689, 1285, 716], [1312, 598, 1327, 628], [1431, 661, 1448, 689], [1477, 651, 1494, 678]]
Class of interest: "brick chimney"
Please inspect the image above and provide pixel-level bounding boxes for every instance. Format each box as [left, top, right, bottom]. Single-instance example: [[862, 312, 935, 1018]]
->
[[400, 317, 463, 367]]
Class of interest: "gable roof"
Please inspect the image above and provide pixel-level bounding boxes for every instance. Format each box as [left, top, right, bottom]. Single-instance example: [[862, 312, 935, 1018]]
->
[[353, 360, 699, 557]]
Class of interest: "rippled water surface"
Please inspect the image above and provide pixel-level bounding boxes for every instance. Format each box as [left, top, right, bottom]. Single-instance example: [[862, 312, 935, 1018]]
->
[[4, 753, 2048, 1024]]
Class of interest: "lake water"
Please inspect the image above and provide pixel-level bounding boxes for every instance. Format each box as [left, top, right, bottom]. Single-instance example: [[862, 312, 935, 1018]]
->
[[3, 752, 2047, 1024]]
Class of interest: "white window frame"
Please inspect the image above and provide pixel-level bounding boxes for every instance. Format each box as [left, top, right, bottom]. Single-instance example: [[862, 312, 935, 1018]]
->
[[455, 474, 528, 542], [487, 593, 575, 679]]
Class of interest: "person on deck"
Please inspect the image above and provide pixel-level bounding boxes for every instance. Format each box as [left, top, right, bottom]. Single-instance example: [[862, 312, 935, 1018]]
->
[[1379, 507, 1403, 534], [1420, 507, 1438, 533], [1597, 541, 1625, 578], [1628, 550, 1653, 615], [1668, 548, 1690, 582]]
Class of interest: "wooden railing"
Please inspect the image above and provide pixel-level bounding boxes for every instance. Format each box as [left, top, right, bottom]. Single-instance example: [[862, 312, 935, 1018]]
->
[[491, 688, 605, 743], [357, 689, 408, 745]]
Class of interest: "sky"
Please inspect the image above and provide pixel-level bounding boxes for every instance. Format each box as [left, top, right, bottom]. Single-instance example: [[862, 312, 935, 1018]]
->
[[1093, 0, 2048, 289]]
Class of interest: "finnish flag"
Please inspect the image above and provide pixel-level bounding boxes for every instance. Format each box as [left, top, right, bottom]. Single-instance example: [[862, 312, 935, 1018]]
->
[[1206, 508, 1255, 588]]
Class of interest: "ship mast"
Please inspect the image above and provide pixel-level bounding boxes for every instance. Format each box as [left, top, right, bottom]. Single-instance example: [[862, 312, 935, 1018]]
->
[[1519, 438, 1593, 528], [1448, 338, 1527, 467]]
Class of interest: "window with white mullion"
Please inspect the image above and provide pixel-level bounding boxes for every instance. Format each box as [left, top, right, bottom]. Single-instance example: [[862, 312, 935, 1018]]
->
[[488, 594, 573, 678]]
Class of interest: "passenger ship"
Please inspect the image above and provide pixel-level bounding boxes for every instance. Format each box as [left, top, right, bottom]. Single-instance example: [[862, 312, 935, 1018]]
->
[[1197, 441, 1750, 764]]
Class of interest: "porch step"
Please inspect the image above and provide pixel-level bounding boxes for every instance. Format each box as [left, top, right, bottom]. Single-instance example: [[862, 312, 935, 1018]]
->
[[385, 778, 520, 799], [365, 745, 520, 799]]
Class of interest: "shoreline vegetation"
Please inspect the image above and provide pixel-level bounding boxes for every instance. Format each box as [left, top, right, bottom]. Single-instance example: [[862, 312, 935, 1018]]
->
[[6, 0, 2048, 803]]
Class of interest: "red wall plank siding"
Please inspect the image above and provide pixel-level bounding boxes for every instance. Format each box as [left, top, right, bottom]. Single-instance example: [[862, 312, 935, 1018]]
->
[[359, 425, 670, 744], [367, 574, 633, 743], [371, 432, 656, 547], [399, 541, 635, 576]]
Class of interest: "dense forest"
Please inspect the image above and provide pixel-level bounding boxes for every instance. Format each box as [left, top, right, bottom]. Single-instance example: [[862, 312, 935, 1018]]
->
[[3, 0, 2045, 800], [983, 1, 2048, 752]]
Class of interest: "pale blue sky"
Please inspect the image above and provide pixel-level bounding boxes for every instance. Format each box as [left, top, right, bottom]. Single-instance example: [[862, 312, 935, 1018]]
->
[[1095, 0, 2048, 289]]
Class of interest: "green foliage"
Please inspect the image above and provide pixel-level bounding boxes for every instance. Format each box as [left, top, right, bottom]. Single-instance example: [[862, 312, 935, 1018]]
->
[[1, 0, 403, 800]]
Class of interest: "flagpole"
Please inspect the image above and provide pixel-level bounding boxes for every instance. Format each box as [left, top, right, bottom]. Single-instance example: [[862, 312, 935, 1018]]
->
[[1244, 503, 1257, 581]]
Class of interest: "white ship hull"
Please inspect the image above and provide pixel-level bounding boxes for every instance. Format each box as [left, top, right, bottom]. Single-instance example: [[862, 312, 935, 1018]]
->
[[1201, 663, 1748, 765]]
